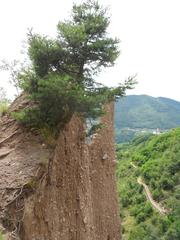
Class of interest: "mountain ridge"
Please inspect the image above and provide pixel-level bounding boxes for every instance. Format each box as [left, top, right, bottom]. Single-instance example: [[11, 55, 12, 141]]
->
[[115, 94, 180, 143]]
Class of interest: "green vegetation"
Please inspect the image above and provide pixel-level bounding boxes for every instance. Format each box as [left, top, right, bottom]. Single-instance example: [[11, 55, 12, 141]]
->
[[115, 95, 180, 143], [115, 128, 154, 144], [0, 101, 9, 116], [9, 0, 134, 134], [116, 128, 180, 239], [0, 87, 9, 116]]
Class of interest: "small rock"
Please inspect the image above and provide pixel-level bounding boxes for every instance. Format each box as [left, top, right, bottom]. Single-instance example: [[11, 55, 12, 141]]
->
[[102, 153, 108, 160]]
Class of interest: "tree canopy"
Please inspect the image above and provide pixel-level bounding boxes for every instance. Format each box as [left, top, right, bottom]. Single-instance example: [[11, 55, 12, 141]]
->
[[116, 128, 180, 240], [15, 0, 135, 130]]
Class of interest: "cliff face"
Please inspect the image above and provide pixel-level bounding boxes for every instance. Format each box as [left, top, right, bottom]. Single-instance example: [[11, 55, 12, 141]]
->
[[0, 96, 120, 240]]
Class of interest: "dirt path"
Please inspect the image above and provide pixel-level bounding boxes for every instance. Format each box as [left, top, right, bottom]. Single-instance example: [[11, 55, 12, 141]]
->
[[131, 162, 168, 215], [130, 162, 137, 169]]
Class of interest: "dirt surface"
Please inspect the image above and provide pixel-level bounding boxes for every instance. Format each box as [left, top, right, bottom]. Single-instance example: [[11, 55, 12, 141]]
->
[[22, 103, 121, 240], [0, 95, 52, 239], [0, 96, 121, 240]]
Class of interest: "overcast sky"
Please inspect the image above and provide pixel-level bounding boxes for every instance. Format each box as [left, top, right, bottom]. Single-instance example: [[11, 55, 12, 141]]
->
[[0, 0, 180, 101]]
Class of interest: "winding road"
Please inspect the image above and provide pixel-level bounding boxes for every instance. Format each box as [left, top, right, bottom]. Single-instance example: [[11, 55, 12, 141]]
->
[[130, 162, 168, 215]]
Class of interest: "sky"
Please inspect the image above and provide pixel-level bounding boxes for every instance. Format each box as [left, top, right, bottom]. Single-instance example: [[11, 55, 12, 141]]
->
[[0, 0, 180, 101]]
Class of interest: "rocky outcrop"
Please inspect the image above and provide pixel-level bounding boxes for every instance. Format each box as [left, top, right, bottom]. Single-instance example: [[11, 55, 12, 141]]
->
[[0, 95, 120, 240]]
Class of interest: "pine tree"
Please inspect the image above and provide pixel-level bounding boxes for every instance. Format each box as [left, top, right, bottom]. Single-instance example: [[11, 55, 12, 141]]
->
[[17, 0, 135, 129]]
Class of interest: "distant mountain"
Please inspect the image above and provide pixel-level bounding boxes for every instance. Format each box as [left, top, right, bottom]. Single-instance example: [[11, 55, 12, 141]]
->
[[115, 95, 180, 143]]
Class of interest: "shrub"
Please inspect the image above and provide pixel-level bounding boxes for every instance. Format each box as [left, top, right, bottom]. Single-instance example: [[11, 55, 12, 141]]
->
[[152, 188, 164, 201], [160, 177, 174, 190], [136, 212, 146, 223], [0, 101, 9, 116]]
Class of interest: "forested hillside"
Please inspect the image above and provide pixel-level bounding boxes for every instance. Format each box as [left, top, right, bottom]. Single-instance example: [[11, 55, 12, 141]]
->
[[116, 128, 180, 239], [115, 95, 180, 143]]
